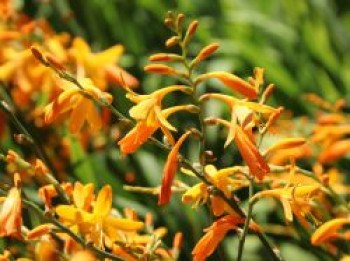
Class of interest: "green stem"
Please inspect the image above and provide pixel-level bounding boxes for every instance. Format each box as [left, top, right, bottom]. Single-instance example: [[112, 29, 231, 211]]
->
[[0, 101, 70, 204], [237, 177, 254, 261]]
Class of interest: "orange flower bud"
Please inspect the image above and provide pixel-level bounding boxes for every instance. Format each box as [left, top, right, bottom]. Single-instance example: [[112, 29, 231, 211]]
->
[[46, 53, 66, 70], [261, 84, 275, 103], [30, 46, 48, 66], [183, 20, 199, 46], [144, 64, 177, 75], [158, 131, 192, 205], [265, 138, 306, 157], [176, 13, 185, 29], [191, 43, 220, 67], [165, 36, 179, 48], [27, 224, 53, 240], [318, 139, 350, 164], [196, 72, 258, 99], [149, 53, 183, 62], [234, 126, 269, 180]]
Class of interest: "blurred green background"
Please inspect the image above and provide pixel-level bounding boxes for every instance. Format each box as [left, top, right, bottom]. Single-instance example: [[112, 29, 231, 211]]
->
[[15, 0, 350, 260]]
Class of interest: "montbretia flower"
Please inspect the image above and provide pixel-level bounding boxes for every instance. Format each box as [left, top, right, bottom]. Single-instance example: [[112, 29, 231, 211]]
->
[[252, 184, 320, 225], [118, 105, 198, 155], [69, 37, 138, 89], [56, 185, 144, 247], [182, 165, 247, 215], [0, 182, 22, 238], [311, 218, 350, 246], [200, 93, 275, 147], [43, 78, 113, 133], [158, 131, 192, 205], [127, 85, 191, 130], [192, 215, 253, 261]]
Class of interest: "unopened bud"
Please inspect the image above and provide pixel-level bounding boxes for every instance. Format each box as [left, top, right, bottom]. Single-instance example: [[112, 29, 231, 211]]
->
[[30, 46, 48, 66], [191, 43, 219, 68], [149, 53, 183, 62], [164, 18, 175, 29], [165, 36, 180, 48], [144, 64, 177, 75], [183, 20, 199, 46], [46, 54, 65, 71], [176, 13, 185, 30]]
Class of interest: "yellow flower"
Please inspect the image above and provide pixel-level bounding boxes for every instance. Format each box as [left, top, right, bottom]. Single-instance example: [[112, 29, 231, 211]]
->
[[311, 218, 350, 246], [253, 184, 320, 225], [118, 85, 194, 155], [56, 185, 144, 247], [182, 165, 247, 215], [44, 78, 112, 133], [200, 93, 275, 147], [69, 37, 138, 90]]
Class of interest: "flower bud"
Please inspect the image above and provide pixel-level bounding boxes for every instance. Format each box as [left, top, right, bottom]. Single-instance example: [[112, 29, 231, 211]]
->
[[191, 43, 219, 67], [183, 20, 199, 46], [165, 36, 180, 48], [144, 64, 177, 75]]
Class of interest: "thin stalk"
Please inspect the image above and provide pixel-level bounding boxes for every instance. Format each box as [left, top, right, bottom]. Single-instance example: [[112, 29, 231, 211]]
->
[[237, 177, 254, 261], [0, 101, 70, 204]]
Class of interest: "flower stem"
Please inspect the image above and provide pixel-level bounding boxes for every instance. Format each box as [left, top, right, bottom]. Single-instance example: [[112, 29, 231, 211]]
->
[[237, 177, 254, 261]]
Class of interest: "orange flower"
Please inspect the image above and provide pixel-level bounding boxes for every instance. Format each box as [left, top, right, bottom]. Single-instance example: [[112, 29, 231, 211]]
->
[[200, 93, 275, 147], [69, 37, 138, 89], [311, 218, 350, 246], [144, 64, 178, 75], [158, 131, 191, 205], [44, 78, 113, 133], [192, 215, 246, 261], [118, 105, 197, 155], [234, 125, 270, 180], [196, 72, 258, 99], [0, 187, 22, 238]]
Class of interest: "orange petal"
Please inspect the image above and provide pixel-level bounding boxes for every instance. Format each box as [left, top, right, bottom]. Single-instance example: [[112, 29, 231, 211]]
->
[[234, 126, 269, 180], [118, 122, 159, 155], [311, 218, 350, 246], [158, 131, 191, 205]]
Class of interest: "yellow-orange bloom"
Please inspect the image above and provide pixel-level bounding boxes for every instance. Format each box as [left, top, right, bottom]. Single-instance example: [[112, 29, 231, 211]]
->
[[69, 37, 138, 89], [192, 215, 246, 261], [118, 105, 197, 155], [144, 64, 178, 75], [159, 131, 191, 205], [311, 218, 350, 246], [44, 78, 112, 133], [56, 185, 144, 247], [253, 185, 320, 224], [0, 187, 22, 238]]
